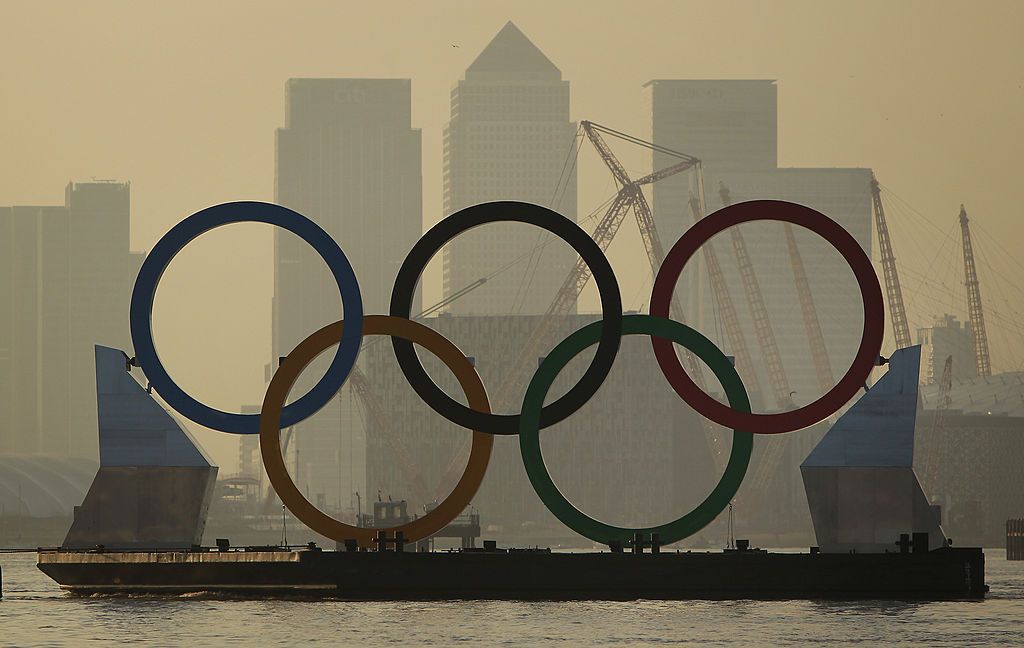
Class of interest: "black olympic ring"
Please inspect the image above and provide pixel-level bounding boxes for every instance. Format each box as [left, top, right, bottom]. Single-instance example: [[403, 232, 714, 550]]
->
[[389, 201, 623, 435]]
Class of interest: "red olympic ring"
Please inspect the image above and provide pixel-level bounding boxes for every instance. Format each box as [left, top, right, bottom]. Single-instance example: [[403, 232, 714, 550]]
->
[[649, 200, 885, 434]]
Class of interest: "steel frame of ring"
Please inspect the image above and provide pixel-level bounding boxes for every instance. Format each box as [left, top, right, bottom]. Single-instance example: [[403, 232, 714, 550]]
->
[[390, 200, 623, 435], [519, 314, 754, 546], [260, 315, 493, 547], [130, 201, 364, 435], [649, 200, 884, 434]]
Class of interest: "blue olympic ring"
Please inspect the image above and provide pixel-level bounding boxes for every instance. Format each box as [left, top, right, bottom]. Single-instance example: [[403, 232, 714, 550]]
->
[[129, 201, 363, 434]]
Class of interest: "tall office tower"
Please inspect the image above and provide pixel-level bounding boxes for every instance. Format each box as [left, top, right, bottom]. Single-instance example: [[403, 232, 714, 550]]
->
[[274, 78, 422, 509], [647, 80, 872, 531], [645, 80, 777, 251], [0, 205, 67, 455], [442, 22, 578, 315], [67, 181, 133, 459], [0, 181, 133, 459]]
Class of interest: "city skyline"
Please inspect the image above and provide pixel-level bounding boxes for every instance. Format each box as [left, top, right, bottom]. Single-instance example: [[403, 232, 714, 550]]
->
[[1, 5, 1022, 643], [1, 2, 1021, 476]]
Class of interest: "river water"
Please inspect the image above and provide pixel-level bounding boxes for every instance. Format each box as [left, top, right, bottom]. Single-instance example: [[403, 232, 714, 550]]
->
[[1, 550, 1022, 646]]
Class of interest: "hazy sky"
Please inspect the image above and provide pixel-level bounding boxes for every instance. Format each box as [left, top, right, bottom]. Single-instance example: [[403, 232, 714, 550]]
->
[[2, 0, 1021, 470]]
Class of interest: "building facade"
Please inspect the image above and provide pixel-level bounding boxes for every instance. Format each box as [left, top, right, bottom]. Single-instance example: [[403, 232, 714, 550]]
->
[[917, 314, 975, 384], [273, 78, 423, 511], [916, 404, 1024, 547], [442, 22, 578, 315], [0, 181, 134, 460], [361, 313, 724, 543]]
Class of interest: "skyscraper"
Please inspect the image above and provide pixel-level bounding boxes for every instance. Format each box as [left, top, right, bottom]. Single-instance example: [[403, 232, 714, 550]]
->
[[648, 80, 778, 174], [442, 22, 578, 315], [646, 79, 872, 408], [0, 205, 67, 455], [273, 78, 422, 509], [0, 181, 133, 459], [275, 78, 423, 322], [646, 80, 777, 249], [67, 181, 133, 459]]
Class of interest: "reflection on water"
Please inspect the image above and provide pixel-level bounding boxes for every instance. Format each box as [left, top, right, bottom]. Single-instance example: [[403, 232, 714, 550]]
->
[[1, 551, 1022, 646]]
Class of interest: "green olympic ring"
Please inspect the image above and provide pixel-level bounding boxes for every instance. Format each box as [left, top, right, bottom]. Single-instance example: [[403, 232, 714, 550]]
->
[[519, 314, 754, 546]]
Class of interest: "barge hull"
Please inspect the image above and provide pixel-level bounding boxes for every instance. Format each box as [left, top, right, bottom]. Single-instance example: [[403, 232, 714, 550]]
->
[[37, 548, 986, 600]]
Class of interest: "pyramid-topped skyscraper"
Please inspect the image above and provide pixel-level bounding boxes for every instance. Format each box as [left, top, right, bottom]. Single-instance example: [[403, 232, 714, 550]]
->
[[442, 22, 577, 315], [465, 21, 561, 80]]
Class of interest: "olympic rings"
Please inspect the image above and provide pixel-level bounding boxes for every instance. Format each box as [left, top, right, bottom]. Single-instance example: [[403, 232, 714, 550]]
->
[[390, 201, 623, 435], [260, 315, 493, 547], [129, 201, 364, 435], [133, 197, 883, 549], [649, 200, 884, 434], [519, 314, 753, 546]]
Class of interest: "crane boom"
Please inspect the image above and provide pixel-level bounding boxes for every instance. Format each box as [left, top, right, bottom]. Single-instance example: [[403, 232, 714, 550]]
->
[[959, 204, 991, 377], [583, 123, 729, 469], [580, 122, 633, 187], [719, 183, 793, 408], [488, 123, 704, 415], [870, 174, 912, 349], [579, 121, 712, 403], [634, 187, 730, 472], [424, 278, 487, 318], [687, 192, 765, 410], [488, 191, 634, 412], [717, 182, 792, 494], [784, 223, 835, 392]]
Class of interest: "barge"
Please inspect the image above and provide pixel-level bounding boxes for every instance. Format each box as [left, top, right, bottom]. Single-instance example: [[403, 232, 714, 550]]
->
[[37, 336, 985, 602], [37, 544, 986, 600]]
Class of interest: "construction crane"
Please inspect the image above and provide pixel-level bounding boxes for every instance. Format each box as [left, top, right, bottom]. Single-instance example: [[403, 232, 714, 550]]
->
[[572, 122, 729, 468], [870, 173, 912, 350], [959, 204, 992, 377], [423, 278, 487, 318], [783, 222, 835, 393], [716, 183, 795, 495], [432, 121, 727, 499], [475, 122, 709, 426], [491, 122, 723, 457], [487, 122, 705, 419], [718, 182, 794, 410], [687, 191, 766, 411]]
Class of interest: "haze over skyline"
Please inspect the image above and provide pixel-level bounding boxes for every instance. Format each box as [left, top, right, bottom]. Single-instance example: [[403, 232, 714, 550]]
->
[[2, 0, 1021, 471]]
